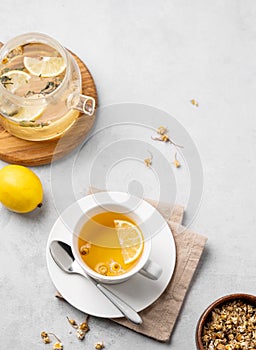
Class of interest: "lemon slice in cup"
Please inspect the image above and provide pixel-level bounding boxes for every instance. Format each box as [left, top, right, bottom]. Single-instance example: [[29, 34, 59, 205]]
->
[[24, 56, 66, 77], [114, 219, 144, 264], [0, 70, 31, 93]]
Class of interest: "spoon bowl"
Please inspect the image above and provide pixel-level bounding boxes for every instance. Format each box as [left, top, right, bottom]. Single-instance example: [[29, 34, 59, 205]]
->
[[49, 240, 142, 325]]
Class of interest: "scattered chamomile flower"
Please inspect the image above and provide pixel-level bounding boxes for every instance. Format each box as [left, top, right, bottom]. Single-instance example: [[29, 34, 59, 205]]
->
[[76, 329, 86, 340], [95, 341, 105, 349], [41, 332, 62, 348], [66, 316, 78, 328], [53, 342, 63, 350], [144, 150, 153, 167], [173, 152, 181, 168], [190, 99, 199, 107], [151, 127, 183, 148], [66, 315, 90, 340], [79, 321, 89, 331], [41, 331, 51, 344], [157, 126, 168, 135]]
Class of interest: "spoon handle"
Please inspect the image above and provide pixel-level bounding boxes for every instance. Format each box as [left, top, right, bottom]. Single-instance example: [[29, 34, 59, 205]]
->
[[73, 261, 142, 325], [50, 240, 142, 325], [95, 283, 143, 325]]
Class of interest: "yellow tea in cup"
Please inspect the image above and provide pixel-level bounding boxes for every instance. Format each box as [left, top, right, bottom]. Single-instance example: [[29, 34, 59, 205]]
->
[[78, 212, 144, 277]]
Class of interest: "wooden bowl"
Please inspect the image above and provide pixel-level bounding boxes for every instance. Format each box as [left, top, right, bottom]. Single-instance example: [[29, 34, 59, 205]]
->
[[195, 293, 256, 350]]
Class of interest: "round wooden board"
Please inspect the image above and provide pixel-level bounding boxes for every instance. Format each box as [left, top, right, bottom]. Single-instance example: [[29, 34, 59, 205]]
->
[[0, 42, 98, 166]]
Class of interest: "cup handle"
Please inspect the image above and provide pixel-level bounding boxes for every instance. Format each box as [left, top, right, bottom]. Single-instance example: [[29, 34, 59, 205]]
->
[[139, 259, 162, 280], [67, 93, 96, 116]]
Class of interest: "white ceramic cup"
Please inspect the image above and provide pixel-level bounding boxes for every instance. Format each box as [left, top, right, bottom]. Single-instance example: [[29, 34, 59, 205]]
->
[[71, 192, 163, 284]]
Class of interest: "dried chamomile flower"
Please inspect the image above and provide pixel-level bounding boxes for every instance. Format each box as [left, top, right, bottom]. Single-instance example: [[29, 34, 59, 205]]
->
[[80, 243, 91, 255], [1, 57, 8, 64], [201, 299, 256, 350], [152, 134, 169, 142], [157, 126, 168, 135], [79, 321, 89, 332], [95, 263, 108, 275], [67, 315, 90, 341], [144, 158, 152, 167], [41, 331, 51, 344], [161, 134, 170, 142], [95, 341, 105, 349], [151, 133, 183, 148], [110, 261, 122, 273], [144, 150, 153, 167], [66, 316, 78, 328], [41, 331, 62, 347], [76, 328, 86, 340], [43, 336, 51, 344], [76, 321, 89, 340], [41, 331, 48, 338], [53, 342, 63, 350], [190, 99, 199, 107], [80, 247, 89, 255], [173, 152, 181, 168]]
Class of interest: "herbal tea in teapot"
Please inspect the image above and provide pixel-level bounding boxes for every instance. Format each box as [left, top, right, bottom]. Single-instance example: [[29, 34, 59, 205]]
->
[[0, 33, 95, 141]]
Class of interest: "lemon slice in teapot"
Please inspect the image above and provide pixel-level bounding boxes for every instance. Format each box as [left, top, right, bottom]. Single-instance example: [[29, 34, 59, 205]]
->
[[24, 56, 66, 77], [0, 70, 31, 93], [9, 106, 45, 122], [6, 94, 45, 122]]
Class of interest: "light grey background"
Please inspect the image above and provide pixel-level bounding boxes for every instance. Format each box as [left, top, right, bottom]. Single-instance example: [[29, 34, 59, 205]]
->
[[0, 1, 256, 349]]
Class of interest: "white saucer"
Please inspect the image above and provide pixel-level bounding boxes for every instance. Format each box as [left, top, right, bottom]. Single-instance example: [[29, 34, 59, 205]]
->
[[46, 196, 176, 319]]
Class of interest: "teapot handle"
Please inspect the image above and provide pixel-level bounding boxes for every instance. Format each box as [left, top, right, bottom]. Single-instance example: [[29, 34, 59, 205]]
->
[[67, 93, 95, 116]]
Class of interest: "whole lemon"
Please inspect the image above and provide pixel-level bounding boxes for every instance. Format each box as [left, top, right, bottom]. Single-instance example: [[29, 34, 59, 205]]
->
[[0, 164, 43, 213]]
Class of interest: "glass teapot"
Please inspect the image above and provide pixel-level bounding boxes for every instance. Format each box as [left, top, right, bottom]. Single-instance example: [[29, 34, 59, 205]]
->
[[0, 32, 95, 141]]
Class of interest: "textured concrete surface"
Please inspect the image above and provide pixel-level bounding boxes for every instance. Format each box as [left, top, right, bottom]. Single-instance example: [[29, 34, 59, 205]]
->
[[1, 1, 256, 349]]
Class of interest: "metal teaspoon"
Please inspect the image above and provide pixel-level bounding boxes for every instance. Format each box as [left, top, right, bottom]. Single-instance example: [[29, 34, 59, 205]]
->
[[49, 240, 142, 325]]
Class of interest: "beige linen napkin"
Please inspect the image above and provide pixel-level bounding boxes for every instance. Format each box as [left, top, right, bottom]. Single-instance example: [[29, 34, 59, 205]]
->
[[56, 189, 207, 342]]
